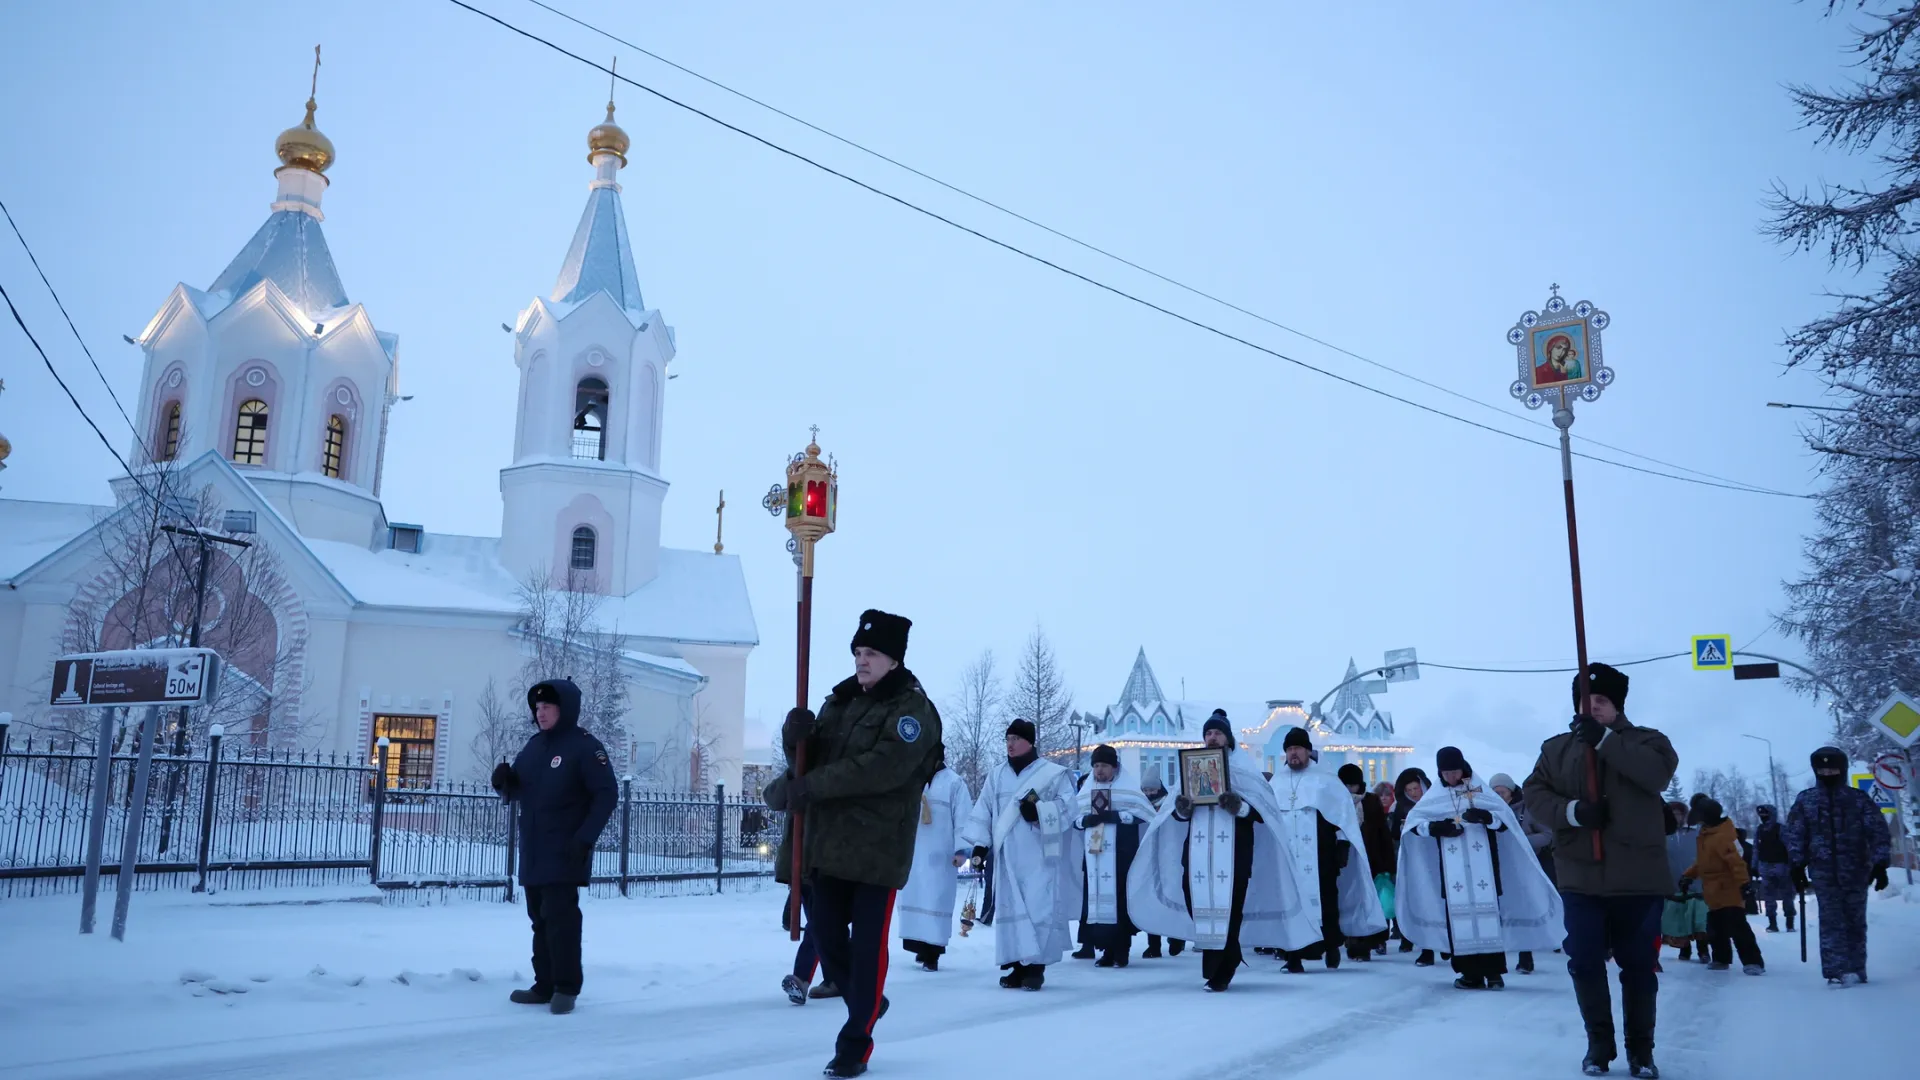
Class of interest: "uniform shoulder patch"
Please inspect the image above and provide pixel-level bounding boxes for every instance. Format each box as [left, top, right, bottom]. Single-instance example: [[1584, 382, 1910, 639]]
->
[[594, 748, 609, 766], [897, 715, 922, 743]]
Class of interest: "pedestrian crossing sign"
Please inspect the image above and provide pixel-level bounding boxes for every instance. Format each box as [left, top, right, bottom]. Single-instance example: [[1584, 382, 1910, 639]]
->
[[1691, 635, 1732, 671]]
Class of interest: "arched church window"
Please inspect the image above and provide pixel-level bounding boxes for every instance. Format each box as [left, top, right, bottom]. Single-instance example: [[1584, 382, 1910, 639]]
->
[[232, 399, 269, 466], [573, 377, 609, 461], [570, 525, 597, 570], [158, 402, 181, 462], [322, 415, 347, 479]]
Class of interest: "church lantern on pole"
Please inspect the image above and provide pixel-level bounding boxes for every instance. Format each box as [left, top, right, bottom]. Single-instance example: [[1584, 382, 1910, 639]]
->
[[764, 427, 837, 940]]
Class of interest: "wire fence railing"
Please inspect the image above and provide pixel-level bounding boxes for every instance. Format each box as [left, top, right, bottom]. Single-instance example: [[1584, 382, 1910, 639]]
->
[[0, 726, 780, 900]]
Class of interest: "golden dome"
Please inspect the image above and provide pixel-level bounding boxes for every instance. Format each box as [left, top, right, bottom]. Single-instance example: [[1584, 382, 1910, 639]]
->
[[0, 429, 11, 468], [588, 102, 629, 166], [276, 98, 335, 174]]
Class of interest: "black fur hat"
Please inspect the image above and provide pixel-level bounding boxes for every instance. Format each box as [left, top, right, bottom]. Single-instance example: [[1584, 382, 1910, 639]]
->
[[850, 609, 911, 664], [1574, 662, 1629, 712]]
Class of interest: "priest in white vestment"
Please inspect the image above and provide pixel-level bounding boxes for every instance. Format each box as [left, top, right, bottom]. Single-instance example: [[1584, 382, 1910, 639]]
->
[[898, 748, 974, 971], [962, 718, 1079, 991], [1398, 746, 1564, 990], [1127, 711, 1318, 992], [1269, 727, 1388, 972], [1073, 744, 1155, 967]]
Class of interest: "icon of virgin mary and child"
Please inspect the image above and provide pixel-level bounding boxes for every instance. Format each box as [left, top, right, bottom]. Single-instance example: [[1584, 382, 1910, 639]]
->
[[1532, 328, 1586, 387]]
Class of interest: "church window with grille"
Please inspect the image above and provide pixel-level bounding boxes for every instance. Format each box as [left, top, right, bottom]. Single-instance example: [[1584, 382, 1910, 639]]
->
[[322, 415, 347, 478], [158, 401, 181, 461], [570, 525, 597, 570], [372, 714, 437, 790], [232, 399, 269, 465], [572, 377, 609, 460]]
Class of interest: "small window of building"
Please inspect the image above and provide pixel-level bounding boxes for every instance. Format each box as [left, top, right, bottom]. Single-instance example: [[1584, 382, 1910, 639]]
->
[[222, 510, 257, 535], [388, 524, 423, 553], [372, 714, 437, 790], [232, 399, 269, 465], [158, 402, 182, 462], [572, 378, 609, 461], [570, 525, 596, 570], [322, 415, 347, 478]]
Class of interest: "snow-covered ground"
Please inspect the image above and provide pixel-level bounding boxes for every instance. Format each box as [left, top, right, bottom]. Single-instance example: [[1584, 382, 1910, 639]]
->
[[1, 882, 1914, 1079]]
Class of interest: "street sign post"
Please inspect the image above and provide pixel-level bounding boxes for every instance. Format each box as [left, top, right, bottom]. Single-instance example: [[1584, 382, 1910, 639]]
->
[[1691, 635, 1733, 672], [1383, 647, 1421, 683], [1867, 691, 1920, 749], [1873, 752, 1908, 792], [53, 649, 221, 940], [49, 649, 221, 710]]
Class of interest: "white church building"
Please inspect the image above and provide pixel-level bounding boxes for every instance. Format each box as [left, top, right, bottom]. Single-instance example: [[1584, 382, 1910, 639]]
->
[[0, 85, 755, 790]]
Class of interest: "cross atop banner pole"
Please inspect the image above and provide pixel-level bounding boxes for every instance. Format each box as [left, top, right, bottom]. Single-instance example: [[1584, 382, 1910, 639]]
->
[[1507, 288, 1616, 861]]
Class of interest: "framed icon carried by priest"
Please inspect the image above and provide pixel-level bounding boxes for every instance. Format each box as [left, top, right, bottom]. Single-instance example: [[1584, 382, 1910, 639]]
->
[[1179, 746, 1231, 806]]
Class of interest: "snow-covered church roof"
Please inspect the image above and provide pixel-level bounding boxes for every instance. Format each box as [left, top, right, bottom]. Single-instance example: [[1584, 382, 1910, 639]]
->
[[208, 208, 348, 317], [550, 182, 645, 316]]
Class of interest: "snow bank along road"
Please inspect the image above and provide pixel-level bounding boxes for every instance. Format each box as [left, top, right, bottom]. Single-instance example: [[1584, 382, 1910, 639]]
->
[[0, 885, 1913, 1079]]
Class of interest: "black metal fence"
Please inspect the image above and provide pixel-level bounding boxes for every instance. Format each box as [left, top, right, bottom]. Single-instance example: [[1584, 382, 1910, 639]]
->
[[0, 726, 781, 900]]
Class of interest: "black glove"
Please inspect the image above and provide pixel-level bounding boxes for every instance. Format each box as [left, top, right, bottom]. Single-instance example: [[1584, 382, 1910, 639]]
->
[[1019, 796, 1040, 824], [1791, 864, 1810, 894], [781, 707, 816, 749], [1080, 812, 1101, 829], [1571, 798, 1610, 830], [786, 773, 811, 810], [1173, 794, 1194, 820], [1461, 807, 1495, 826], [970, 845, 988, 870], [489, 762, 516, 794], [1873, 862, 1890, 891], [1335, 839, 1353, 868], [1571, 713, 1605, 748], [1428, 820, 1464, 838], [1217, 791, 1245, 815]]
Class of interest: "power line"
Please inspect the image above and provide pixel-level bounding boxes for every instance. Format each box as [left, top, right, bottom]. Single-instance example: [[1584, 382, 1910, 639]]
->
[[452, 0, 1802, 498], [1419, 654, 1688, 676], [0, 199, 136, 434], [1, 280, 141, 481], [519, 0, 1802, 497]]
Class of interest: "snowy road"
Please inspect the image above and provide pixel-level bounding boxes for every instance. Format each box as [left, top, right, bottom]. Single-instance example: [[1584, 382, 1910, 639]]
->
[[1, 884, 1913, 1079]]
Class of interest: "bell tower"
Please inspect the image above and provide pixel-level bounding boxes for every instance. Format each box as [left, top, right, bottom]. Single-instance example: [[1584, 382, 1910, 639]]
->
[[499, 76, 674, 595]]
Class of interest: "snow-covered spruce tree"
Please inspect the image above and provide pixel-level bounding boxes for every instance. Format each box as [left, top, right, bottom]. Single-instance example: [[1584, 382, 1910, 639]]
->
[[1010, 626, 1074, 757], [1767, 2, 1920, 758]]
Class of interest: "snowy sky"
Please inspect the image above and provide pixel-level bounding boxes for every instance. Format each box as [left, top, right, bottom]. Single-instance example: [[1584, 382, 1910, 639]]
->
[[0, 2, 1868, 789]]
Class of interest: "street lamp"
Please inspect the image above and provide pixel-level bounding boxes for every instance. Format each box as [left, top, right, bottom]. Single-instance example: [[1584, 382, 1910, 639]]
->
[[1766, 402, 1849, 414], [765, 428, 837, 941], [1741, 733, 1782, 811]]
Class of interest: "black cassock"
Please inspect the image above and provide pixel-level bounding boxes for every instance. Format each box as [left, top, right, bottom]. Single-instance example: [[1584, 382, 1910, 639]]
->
[[1076, 790, 1144, 950]]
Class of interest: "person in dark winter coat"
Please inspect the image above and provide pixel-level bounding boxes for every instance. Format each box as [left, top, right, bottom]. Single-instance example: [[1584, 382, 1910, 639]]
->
[[1137, 773, 1186, 961], [1387, 766, 1431, 959], [1680, 795, 1763, 973], [1340, 763, 1394, 960], [1784, 746, 1892, 986], [781, 610, 943, 1078], [1523, 663, 1678, 1080], [490, 678, 619, 1015], [1752, 805, 1795, 933]]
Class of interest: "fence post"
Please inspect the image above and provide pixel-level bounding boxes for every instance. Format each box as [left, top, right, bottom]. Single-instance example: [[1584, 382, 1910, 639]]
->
[[713, 782, 725, 893], [504, 799, 517, 904], [618, 776, 632, 898], [369, 738, 389, 884], [193, 725, 223, 893], [0, 712, 11, 794]]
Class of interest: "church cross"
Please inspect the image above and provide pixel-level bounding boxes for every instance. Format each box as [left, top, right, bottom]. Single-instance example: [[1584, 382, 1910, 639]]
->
[[310, 46, 322, 99], [1472, 840, 1484, 853], [1452, 881, 1463, 893], [1477, 879, 1490, 890], [1100, 870, 1114, 884], [1216, 869, 1230, 883], [1549, 282, 1561, 298], [1215, 828, 1230, 844], [714, 489, 726, 553]]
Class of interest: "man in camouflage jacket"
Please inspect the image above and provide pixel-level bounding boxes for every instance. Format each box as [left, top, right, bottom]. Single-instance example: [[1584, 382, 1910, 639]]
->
[[780, 609, 942, 1079], [1785, 745, 1891, 985]]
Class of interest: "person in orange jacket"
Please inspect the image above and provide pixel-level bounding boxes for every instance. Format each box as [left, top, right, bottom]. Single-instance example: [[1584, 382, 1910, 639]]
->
[[1681, 795, 1763, 974]]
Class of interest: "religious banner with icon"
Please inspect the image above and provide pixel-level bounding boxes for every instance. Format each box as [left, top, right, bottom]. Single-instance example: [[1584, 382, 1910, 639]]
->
[[1179, 746, 1232, 806], [1507, 287, 1614, 412]]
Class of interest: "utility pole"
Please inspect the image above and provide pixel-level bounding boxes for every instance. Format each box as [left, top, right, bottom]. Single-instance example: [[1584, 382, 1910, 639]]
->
[[155, 523, 251, 853]]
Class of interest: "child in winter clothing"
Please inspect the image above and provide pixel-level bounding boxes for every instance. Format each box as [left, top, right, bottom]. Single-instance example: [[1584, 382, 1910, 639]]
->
[[1661, 801, 1709, 963], [1681, 796, 1763, 973]]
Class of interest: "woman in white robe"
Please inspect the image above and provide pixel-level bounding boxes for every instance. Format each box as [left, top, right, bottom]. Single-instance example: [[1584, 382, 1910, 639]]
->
[[961, 719, 1080, 990], [897, 756, 973, 971], [1397, 747, 1563, 990]]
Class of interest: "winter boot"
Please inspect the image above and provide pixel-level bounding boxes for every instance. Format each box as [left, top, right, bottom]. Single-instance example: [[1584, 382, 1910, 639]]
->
[[1572, 976, 1616, 1075], [1766, 913, 1779, 933], [1021, 967, 1046, 991], [1325, 947, 1341, 970], [548, 992, 577, 1015], [1399, 937, 1415, 953], [1095, 951, 1117, 968], [1742, 964, 1764, 975], [1072, 944, 1097, 961], [998, 966, 1026, 989], [509, 987, 553, 1005], [809, 981, 842, 999], [1169, 939, 1186, 956], [1785, 911, 1795, 932], [1707, 960, 1730, 971], [1516, 951, 1534, 974], [1284, 957, 1306, 974], [1415, 950, 1435, 967], [822, 1057, 867, 1079], [781, 974, 809, 1005], [917, 952, 939, 972], [1622, 981, 1657, 1080], [1453, 974, 1486, 990], [1486, 974, 1505, 990], [1142, 939, 1163, 959]]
